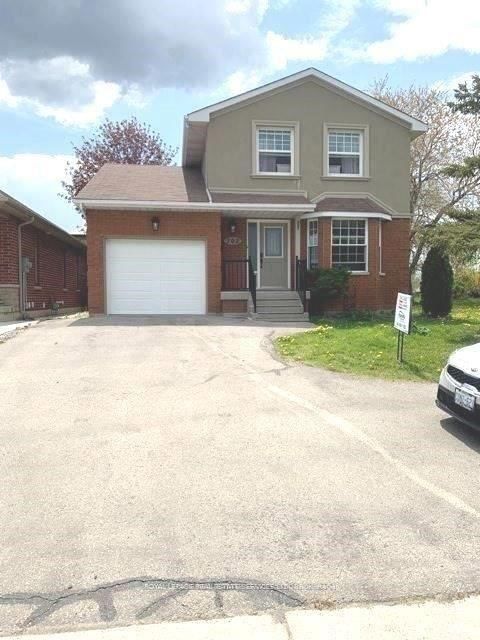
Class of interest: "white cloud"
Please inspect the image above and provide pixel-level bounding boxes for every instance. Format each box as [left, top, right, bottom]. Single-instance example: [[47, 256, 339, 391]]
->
[[0, 154, 79, 231], [266, 31, 329, 69], [33, 81, 122, 127], [433, 71, 478, 94], [352, 0, 480, 63], [0, 56, 123, 126]]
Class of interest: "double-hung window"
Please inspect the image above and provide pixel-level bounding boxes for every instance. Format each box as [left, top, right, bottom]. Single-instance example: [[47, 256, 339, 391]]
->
[[328, 130, 362, 176], [257, 126, 293, 174], [331, 219, 367, 272], [307, 220, 318, 269]]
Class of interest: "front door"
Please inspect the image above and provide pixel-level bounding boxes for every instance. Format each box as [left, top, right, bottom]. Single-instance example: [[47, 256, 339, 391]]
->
[[259, 222, 289, 288]]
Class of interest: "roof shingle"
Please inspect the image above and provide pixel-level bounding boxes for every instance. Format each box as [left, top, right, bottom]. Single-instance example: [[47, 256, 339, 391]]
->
[[76, 164, 209, 202], [315, 197, 389, 214]]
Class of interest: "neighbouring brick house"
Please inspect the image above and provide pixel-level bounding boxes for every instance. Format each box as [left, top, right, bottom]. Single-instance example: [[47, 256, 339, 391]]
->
[[0, 189, 87, 321], [75, 68, 426, 320]]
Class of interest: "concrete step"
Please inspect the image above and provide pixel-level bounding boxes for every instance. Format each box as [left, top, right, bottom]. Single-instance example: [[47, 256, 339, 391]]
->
[[254, 312, 310, 322], [256, 299, 304, 308], [256, 290, 300, 300]]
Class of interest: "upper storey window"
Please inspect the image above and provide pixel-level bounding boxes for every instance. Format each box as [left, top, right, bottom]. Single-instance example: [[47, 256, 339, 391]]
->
[[256, 126, 294, 175], [328, 129, 363, 177]]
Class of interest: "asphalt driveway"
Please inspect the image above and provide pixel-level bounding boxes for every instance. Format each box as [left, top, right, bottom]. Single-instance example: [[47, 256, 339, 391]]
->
[[1, 315, 480, 634]]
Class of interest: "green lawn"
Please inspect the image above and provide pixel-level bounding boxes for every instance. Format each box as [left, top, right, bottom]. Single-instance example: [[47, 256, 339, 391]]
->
[[275, 299, 480, 382]]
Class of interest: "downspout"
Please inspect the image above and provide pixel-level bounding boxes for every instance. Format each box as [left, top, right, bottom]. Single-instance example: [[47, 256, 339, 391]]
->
[[18, 216, 34, 317]]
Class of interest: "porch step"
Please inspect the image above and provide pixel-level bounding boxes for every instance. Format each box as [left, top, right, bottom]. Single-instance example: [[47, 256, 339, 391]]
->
[[252, 289, 309, 322], [254, 312, 310, 322], [256, 290, 300, 300], [257, 299, 304, 309]]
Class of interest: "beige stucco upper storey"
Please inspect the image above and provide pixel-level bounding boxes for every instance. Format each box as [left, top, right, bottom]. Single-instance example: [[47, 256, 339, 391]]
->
[[183, 70, 426, 215]]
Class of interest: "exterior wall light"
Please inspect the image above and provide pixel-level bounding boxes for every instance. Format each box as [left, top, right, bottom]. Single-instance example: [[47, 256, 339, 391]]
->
[[229, 219, 237, 234], [151, 216, 160, 232]]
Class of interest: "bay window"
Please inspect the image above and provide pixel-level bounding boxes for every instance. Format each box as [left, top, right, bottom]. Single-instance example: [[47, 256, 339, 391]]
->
[[331, 219, 368, 272]]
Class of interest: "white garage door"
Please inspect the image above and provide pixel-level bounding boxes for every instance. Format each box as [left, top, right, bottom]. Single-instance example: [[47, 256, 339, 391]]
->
[[106, 239, 206, 314]]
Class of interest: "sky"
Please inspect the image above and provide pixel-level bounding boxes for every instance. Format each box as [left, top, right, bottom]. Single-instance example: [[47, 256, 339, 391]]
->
[[0, 0, 479, 232]]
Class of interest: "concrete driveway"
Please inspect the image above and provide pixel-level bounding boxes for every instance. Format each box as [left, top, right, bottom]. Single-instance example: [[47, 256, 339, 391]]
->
[[1, 315, 480, 634]]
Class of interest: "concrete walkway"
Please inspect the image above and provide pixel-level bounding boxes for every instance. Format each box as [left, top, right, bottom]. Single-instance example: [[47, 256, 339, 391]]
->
[[3, 595, 480, 639]]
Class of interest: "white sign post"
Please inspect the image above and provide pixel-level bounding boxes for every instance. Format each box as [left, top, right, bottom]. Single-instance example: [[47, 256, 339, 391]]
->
[[394, 292, 412, 362]]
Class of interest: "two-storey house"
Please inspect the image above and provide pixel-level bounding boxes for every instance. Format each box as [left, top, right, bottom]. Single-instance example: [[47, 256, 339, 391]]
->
[[75, 68, 426, 319]]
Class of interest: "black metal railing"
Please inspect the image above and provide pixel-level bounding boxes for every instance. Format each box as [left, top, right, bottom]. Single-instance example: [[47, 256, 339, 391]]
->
[[222, 258, 257, 312], [296, 257, 307, 312], [248, 258, 257, 312]]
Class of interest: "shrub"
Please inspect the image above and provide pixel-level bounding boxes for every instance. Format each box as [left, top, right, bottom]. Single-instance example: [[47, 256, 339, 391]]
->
[[421, 247, 453, 316], [453, 268, 480, 298], [307, 267, 350, 314]]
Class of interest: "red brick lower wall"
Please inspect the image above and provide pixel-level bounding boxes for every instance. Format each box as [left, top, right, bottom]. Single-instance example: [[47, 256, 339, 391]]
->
[[86, 209, 222, 314], [310, 217, 411, 312], [0, 214, 86, 313], [222, 299, 248, 314]]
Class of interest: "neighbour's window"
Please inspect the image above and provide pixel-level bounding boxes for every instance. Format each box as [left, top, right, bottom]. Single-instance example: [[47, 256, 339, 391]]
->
[[34, 234, 40, 286], [307, 220, 318, 269], [328, 130, 362, 176], [257, 127, 293, 174], [331, 219, 367, 272]]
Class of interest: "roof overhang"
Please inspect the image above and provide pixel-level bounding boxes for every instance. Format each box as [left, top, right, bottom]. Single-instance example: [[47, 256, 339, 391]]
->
[[183, 67, 428, 167], [75, 198, 316, 214], [301, 211, 393, 221]]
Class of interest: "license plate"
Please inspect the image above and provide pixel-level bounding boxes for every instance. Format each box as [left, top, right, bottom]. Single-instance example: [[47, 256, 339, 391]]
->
[[455, 387, 476, 412]]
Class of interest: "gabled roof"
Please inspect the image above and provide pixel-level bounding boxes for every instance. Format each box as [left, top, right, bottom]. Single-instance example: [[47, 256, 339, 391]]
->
[[183, 67, 427, 166]]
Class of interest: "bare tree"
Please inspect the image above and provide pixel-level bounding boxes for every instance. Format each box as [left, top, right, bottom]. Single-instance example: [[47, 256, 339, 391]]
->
[[370, 78, 480, 273], [62, 117, 177, 216]]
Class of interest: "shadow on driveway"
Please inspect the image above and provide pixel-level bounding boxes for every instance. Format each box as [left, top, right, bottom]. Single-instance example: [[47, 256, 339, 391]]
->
[[440, 417, 480, 453], [68, 314, 312, 329]]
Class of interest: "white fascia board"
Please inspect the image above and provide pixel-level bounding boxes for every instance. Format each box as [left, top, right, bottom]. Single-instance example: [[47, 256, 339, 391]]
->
[[75, 198, 315, 213], [186, 68, 427, 133], [301, 211, 392, 221]]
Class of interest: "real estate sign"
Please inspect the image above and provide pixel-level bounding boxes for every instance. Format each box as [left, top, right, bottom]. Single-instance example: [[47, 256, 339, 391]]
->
[[394, 292, 412, 335]]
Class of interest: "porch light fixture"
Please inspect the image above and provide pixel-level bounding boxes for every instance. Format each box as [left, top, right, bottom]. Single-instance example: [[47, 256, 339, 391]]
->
[[151, 216, 160, 232], [228, 218, 237, 234]]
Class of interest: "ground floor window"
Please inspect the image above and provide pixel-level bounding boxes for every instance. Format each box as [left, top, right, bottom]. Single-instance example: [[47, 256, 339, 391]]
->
[[331, 219, 367, 272], [307, 219, 318, 269]]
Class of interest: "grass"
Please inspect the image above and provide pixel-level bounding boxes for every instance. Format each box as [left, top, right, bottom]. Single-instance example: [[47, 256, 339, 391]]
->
[[275, 298, 480, 382]]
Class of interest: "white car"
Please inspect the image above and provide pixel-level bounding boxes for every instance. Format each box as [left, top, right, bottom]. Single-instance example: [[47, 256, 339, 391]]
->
[[437, 343, 480, 430]]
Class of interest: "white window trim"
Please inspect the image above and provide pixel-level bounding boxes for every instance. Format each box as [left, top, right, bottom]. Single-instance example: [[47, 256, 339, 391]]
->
[[331, 217, 369, 275], [252, 120, 300, 177], [323, 124, 369, 179], [307, 219, 318, 269], [379, 220, 385, 276], [263, 225, 284, 258]]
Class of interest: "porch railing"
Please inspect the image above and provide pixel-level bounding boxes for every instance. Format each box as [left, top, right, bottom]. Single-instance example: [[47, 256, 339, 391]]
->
[[296, 257, 308, 313], [222, 258, 256, 312]]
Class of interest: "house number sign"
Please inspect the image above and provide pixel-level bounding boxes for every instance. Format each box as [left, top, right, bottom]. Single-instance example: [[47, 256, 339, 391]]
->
[[224, 237, 242, 245]]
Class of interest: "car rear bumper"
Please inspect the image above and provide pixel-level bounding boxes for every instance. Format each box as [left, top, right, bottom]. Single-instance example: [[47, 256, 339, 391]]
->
[[437, 385, 480, 431]]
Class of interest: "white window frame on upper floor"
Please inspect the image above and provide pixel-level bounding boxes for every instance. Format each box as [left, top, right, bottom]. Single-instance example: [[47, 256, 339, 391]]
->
[[252, 120, 300, 178], [323, 124, 369, 179]]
